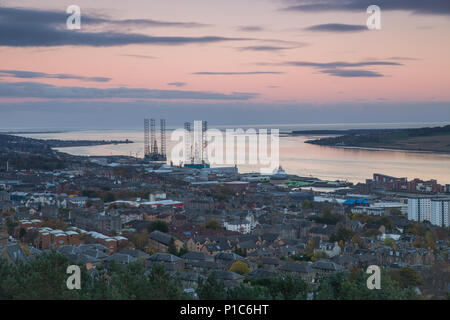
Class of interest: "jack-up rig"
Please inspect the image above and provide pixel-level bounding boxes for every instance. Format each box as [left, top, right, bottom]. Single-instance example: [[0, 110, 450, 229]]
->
[[144, 118, 167, 162], [183, 120, 210, 169]]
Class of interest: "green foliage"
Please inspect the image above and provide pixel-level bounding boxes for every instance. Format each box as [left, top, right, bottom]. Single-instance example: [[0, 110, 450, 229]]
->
[[178, 243, 189, 257], [302, 200, 312, 210], [197, 274, 307, 300], [311, 251, 329, 262], [0, 153, 66, 170], [205, 219, 221, 230], [0, 252, 424, 300], [209, 186, 234, 202], [197, 273, 228, 300], [352, 214, 394, 231], [307, 125, 450, 150], [384, 238, 396, 248], [389, 267, 424, 289], [167, 237, 178, 256], [315, 270, 419, 300], [248, 276, 308, 300], [351, 234, 364, 248], [226, 284, 271, 300], [405, 222, 429, 237], [147, 264, 186, 300], [149, 220, 169, 233], [6, 218, 18, 236], [390, 208, 402, 216], [0, 252, 88, 299], [233, 247, 247, 257], [330, 228, 355, 243], [310, 210, 343, 225], [18, 228, 26, 239], [0, 252, 186, 300]]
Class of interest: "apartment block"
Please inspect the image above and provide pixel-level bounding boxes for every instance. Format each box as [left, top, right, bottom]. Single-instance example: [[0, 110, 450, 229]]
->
[[407, 197, 432, 222], [431, 198, 450, 227]]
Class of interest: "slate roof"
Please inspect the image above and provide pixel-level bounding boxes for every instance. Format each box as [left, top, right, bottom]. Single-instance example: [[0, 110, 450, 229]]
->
[[278, 262, 313, 274], [311, 260, 344, 271], [181, 251, 211, 261], [214, 270, 245, 281], [186, 260, 219, 270], [149, 253, 182, 263], [106, 253, 137, 264], [248, 268, 278, 279], [2, 243, 28, 264], [260, 257, 283, 266], [214, 252, 244, 261], [149, 231, 174, 246], [119, 249, 150, 259]]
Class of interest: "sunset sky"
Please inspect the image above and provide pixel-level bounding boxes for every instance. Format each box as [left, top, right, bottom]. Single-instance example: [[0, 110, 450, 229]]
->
[[0, 0, 449, 128]]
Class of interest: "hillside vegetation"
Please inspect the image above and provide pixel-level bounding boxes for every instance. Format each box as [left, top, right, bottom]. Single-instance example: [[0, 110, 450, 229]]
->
[[305, 125, 450, 153]]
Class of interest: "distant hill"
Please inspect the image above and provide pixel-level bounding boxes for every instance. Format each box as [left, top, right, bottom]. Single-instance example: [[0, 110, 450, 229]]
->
[[0, 134, 132, 152], [0, 134, 132, 170], [304, 125, 450, 153]]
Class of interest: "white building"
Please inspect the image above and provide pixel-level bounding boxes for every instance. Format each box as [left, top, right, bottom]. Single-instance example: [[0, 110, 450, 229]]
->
[[352, 202, 408, 216], [431, 199, 450, 227], [407, 197, 432, 222], [371, 202, 408, 215], [223, 213, 256, 234], [224, 220, 252, 234]]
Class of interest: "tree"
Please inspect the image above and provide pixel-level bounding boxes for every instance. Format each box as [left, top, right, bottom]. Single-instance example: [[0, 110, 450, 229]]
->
[[132, 229, 148, 250], [424, 231, 436, 250], [330, 228, 355, 243], [167, 237, 178, 256], [197, 273, 227, 300], [18, 228, 26, 239], [420, 262, 450, 298], [310, 210, 343, 225], [23, 229, 39, 245], [389, 267, 424, 289], [351, 234, 364, 248], [315, 270, 418, 300], [230, 261, 250, 275], [248, 276, 308, 300], [226, 283, 271, 300], [233, 247, 247, 257], [302, 200, 312, 210], [147, 264, 186, 300], [390, 208, 402, 216], [205, 219, 221, 230], [311, 251, 328, 262], [149, 220, 169, 233], [5, 218, 17, 236], [0, 251, 189, 300], [384, 237, 396, 248], [0, 252, 85, 299], [405, 222, 427, 237], [178, 243, 189, 257]]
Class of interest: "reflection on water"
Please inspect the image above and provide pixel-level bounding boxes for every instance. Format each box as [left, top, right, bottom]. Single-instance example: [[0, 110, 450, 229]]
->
[[19, 128, 450, 184]]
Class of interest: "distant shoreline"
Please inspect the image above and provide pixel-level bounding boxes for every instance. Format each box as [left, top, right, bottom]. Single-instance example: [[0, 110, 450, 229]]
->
[[0, 131, 66, 134], [300, 125, 450, 154], [314, 144, 450, 155]]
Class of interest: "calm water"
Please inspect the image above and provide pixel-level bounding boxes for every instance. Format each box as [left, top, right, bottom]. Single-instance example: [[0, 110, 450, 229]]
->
[[17, 122, 450, 184]]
